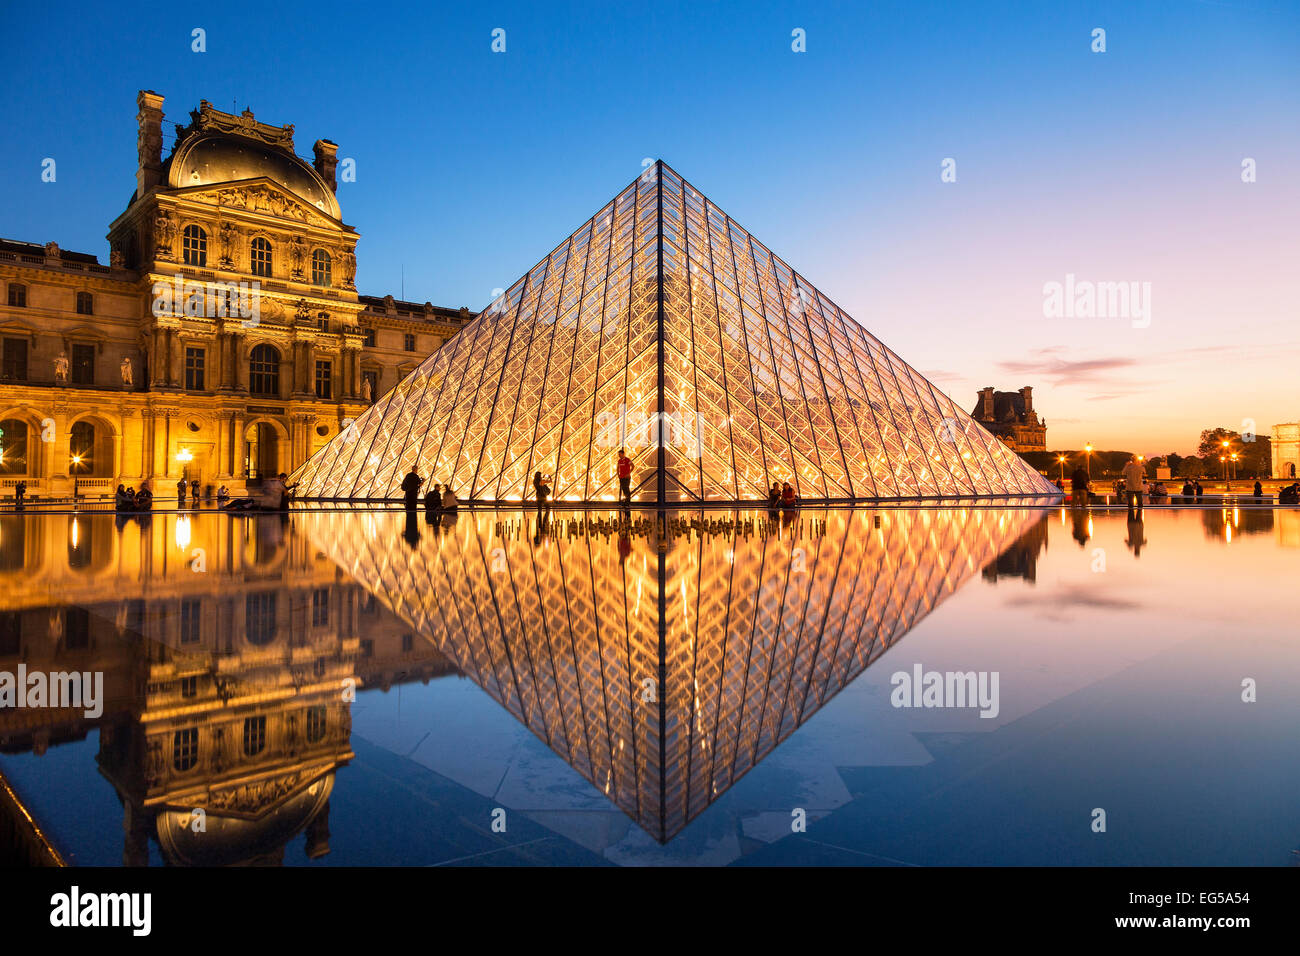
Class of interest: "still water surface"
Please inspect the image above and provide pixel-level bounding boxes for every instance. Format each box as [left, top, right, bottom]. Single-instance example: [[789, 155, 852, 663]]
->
[[1, 504, 1296, 865]]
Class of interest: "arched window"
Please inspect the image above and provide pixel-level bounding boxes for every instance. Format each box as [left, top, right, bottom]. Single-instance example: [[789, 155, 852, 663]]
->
[[250, 237, 273, 277], [69, 421, 95, 474], [173, 728, 199, 772], [248, 344, 280, 396], [245, 592, 278, 646], [306, 705, 326, 743], [311, 249, 331, 286], [0, 420, 29, 476], [182, 225, 207, 267]]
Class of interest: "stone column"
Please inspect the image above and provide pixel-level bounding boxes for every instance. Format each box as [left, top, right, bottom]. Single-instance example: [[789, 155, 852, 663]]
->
[[232, 413, 246, 479], [151, 410, 169, 479], [234, 334, 248, 391], [215, 416, 229, 478]]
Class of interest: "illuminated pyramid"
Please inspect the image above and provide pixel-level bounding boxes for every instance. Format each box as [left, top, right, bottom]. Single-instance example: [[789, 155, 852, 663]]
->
[[291, 162, 1059, 502]]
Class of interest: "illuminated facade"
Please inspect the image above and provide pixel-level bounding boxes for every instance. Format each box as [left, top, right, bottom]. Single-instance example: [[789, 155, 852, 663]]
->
[[305, 505, 1047, 841], [0, 511, 459, 864], [0, 92, 470, 501], [291, 162, 1058, 502]]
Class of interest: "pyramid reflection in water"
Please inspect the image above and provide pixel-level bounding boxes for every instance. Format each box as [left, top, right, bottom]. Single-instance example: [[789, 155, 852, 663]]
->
[[306, 505, 1046, 842], [290, 163, 1059, 502]]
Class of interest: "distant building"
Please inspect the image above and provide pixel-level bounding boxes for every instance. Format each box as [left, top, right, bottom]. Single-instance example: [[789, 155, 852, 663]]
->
[[1273, 422, 1299, 480], [970, 386, 1047, 453]]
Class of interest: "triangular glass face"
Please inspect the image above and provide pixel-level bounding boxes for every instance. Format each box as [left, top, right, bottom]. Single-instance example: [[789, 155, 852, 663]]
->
[[291, 163, 1060, 502], [304, 506, 1050, 842]]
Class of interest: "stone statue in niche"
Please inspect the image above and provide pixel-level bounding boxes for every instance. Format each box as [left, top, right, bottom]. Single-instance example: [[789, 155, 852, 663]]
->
[[361, 376, 372, 402], [121, 356, 134, 387], [289, 236, 306, 277], [218, 221, 239, 266], [54, 351, 70, 384], [338, 249, 357, 289], [154, 211, 177, 256]]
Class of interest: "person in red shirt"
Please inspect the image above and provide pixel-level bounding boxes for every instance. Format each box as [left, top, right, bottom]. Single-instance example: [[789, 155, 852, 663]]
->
[[617, 448, 633, 503], [780, 482, 798, 507]]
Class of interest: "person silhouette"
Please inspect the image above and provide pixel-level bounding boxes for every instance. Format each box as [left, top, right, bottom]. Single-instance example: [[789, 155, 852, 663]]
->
[[1125, 513, 1147, 558]]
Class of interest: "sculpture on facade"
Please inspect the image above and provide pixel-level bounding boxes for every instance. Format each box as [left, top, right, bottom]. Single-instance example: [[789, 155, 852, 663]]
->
[[289, 236, 307, 277], [339, 249, 357, 289], [361, 376, 372, 402], [54, 351, 70, 384], [121, 356, 134, 387], [218, 221, 239, 266], [154, 211, 177, 257]]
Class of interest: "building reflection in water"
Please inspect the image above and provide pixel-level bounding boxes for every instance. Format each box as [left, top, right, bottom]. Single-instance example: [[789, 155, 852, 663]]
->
[[0, 511, 459, 865], [305, 504, 1047, 843], [1201, 507, 1274, 543], [981, 512, 1048, 584]]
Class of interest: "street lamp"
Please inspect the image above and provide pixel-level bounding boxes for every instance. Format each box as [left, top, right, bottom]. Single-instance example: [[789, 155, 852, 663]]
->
[[1057, 455, 1067, 483], [1231, 452, 1239, 481], [1084, 444, 1093, 480]]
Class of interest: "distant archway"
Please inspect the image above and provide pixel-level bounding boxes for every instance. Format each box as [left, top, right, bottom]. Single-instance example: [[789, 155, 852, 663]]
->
[[243, 418, 288, 478]]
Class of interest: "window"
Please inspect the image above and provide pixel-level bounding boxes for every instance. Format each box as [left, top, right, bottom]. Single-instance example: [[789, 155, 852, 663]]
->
[[182, 225, 207, 267], [180, 599, 201, 644], [173, 728, 199, 771], [7, 284, 26, 307], [242, 716, 266, 757], [0, 613, 20, 655], [76, 291, 94, 315], [180, 676, 198, 698], [362, 327, 376, 347], [306, 705, 326, 743], [249, 344, 280, 396], [250, 237, 272, 277], [311, 588, 329, 627], [0, 419, 28, 475], [69, 422, 95, 474], [2, 339, 27, 383], [71, 344, 95, 385], [311, 249, 331, 286], [316, 316, 329, 333], [184, 347, 205, 391], [402, 632, 413, 653], [245, 592, 277, 645], [64, 607, 90, 649], [403, 333, 416, 352], [314, 360, 332, 400]]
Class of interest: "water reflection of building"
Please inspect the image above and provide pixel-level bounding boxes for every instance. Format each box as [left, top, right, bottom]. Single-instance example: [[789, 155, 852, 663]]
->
[[1201, 507, 1274, 543], [981, 512, 1048, 583], [0, 511, 458, 865], [306, 506, 1045, 842]]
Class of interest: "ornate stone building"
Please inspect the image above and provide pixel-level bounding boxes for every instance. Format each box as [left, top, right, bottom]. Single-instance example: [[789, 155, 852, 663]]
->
[[1272, 422, 1299, 480], [0, 510, 460, 864], [0, 92, 470, 500], [970, 386, 1047, 453]]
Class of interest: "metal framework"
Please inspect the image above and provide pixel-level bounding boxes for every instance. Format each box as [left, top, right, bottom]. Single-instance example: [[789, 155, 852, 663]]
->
[[289, 163, 1059, 502]]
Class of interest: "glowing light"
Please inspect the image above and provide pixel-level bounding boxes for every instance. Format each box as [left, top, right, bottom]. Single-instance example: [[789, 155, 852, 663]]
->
[[176, 447, 194, 463], [175, 515, 192, 550]]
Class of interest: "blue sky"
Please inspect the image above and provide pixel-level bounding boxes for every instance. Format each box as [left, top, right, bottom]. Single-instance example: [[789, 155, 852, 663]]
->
[[2, 0, 1297, 452]]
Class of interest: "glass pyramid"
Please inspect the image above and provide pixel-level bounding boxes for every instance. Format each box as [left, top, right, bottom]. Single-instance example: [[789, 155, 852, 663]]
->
[[305, 506, 1049, 841], [290, 162, 1059, 502]]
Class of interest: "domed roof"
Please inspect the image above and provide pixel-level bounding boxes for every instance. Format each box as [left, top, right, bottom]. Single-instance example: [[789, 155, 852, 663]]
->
[[169, 133, 341, 221]]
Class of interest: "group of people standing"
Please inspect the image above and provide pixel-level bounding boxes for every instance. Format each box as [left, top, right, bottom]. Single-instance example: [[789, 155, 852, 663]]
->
[[114, 481, 154, 512], [400, 469, 459, 515]]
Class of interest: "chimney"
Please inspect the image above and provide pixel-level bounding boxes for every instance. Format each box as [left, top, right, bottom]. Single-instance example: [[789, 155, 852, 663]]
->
[[135, 90, 165, 200], [979, 386, 995, 420], [313, 139, 339, 192], [1020, 385, 1034, 416]]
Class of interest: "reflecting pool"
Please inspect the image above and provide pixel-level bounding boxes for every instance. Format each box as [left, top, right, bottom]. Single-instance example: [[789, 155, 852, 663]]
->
[[1, 503, 1297, 866]]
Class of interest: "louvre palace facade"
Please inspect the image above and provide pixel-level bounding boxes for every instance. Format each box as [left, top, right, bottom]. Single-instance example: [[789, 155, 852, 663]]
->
[[0, 92, 471, 500]]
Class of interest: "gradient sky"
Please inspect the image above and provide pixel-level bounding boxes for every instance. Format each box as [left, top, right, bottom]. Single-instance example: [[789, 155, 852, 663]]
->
[[2, 0, 1296, 456]]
